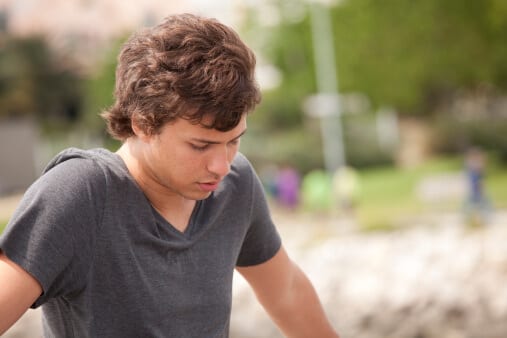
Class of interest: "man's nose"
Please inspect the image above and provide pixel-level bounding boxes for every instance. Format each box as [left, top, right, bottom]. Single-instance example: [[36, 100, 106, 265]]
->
[[207, 147, 231, 178]]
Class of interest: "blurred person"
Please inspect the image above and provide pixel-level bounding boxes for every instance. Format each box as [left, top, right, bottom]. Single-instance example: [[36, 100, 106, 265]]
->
[[259, 163, 279, 199], [274, 163, 301, 210], [463, 146, 492, 226], [301, 169, 334, 212], [0, 14, 339, 338], [332, 165, 360, 215]]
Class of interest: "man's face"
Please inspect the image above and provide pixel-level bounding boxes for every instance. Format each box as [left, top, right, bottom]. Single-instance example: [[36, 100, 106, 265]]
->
[[137, 114, 247, 201]]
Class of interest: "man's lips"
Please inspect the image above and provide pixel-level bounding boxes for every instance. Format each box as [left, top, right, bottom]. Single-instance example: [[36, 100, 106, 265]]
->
[[198, 181, 220, 192]]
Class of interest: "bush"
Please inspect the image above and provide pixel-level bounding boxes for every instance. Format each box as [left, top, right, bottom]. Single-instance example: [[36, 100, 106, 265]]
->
[[432, 115, 507, 162]]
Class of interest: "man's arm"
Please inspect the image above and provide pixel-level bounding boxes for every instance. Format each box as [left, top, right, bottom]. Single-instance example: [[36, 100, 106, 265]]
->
[[0, 252, 42, 335], [236, 246, 339, 338]]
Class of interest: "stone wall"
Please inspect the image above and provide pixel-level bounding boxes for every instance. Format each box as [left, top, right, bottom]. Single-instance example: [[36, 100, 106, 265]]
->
[[231, 211, 507, 338]]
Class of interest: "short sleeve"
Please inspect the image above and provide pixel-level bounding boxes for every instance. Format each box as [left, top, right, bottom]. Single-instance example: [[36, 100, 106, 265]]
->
[[0, 158, 106, 307], [236, 158, 281, 267]]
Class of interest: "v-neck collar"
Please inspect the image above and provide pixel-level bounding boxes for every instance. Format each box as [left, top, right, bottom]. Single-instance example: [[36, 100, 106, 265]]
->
[[150, 200, 203, 239], [110, 149, 207, 241]]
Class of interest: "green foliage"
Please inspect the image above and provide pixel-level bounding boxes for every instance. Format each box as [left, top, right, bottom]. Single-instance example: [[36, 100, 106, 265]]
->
[[0, 36, 83, 127], [81, 36, 126, 133], [342, 114, 394, 168], [432, 115, 507, 161], [242, 2, 335, 170], [244, 2, 315, 130], [241, 124, 324, 174], [486, 167, 507, 209], [240, 0, 507, 170], [332, 0, 507, 112]]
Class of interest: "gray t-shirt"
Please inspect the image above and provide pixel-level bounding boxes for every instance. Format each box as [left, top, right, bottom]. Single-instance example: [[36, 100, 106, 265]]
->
[[0, 148, 281, 337]]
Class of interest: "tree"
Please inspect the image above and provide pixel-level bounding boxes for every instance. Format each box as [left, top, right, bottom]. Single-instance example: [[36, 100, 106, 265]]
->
[[239, 0, 507, 167], [332, 0, 507, 113], [0, 35, 83, 128]]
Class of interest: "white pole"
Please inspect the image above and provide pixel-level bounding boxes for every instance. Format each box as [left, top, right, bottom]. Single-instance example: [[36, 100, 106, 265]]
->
[[309, 2, 346, 173]]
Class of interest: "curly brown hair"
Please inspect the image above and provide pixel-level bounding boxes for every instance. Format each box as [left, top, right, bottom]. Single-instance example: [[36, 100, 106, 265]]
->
[[101, 13, 261, 140]]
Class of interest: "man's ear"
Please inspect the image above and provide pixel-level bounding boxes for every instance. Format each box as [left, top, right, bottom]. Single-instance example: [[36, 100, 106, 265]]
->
[[131, 116, 151, 142]]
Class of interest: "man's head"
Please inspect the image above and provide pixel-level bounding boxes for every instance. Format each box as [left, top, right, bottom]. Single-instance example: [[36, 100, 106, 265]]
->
[[102, 13, 261, 141]]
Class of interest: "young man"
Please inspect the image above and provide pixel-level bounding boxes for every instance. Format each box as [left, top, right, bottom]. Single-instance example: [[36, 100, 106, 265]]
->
[[0, 14, 339, 337]]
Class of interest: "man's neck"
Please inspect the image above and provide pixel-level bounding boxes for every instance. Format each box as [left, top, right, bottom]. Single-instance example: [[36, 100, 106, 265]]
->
[[116, 141, 196, 233]]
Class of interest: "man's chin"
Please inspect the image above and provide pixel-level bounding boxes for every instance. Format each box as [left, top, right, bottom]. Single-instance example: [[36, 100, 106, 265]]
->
[[182, 190, 212, 201]]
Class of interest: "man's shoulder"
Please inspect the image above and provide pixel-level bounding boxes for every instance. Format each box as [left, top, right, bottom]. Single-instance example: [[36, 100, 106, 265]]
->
[[43, 147, 118, 174], [34, 148, 124, 197], [231, 152, 253, 172], [227, 152, 257, 184]]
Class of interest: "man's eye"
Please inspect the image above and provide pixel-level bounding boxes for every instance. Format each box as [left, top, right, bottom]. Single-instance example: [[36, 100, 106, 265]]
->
[[190, 144, 209, 152]]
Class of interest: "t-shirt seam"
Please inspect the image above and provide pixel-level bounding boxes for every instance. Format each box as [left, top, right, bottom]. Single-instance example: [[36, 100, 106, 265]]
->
[[74, 156, 108, 294]]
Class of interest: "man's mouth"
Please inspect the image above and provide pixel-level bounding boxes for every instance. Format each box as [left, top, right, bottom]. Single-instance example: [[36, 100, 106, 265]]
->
[[198, 181, 220, 192]]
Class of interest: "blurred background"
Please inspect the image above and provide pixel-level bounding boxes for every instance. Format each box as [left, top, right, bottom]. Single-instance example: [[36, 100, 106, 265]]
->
[[1, 0, 506, 337]]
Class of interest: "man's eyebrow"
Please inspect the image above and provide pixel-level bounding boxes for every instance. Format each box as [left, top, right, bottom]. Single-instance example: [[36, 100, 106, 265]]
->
[[190, 129, 247, 144]]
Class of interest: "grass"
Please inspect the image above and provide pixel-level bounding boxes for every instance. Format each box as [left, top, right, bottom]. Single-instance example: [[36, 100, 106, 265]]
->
[[485, 157, 507, 209], [353, 155, 505, 231], [356, 165, 424, 231], [0, 220, 7, 234], [278, 153, 504, 232]]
